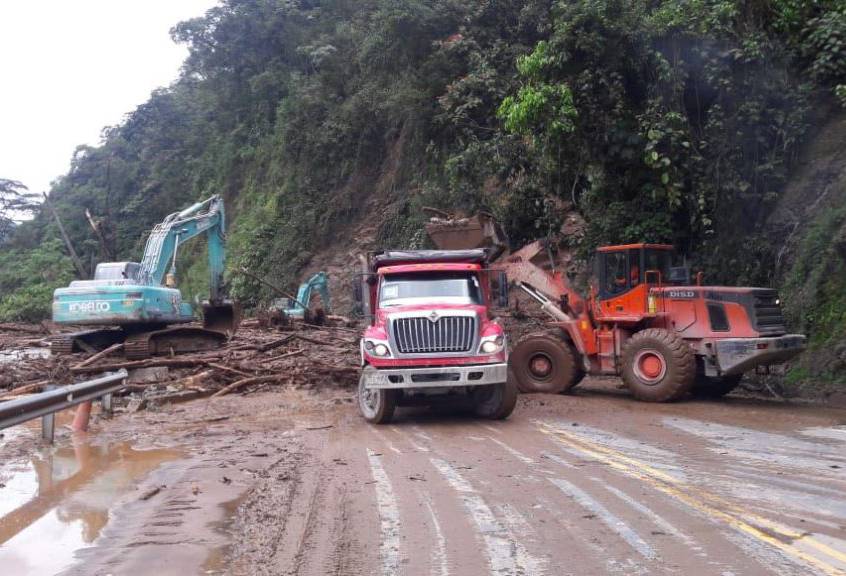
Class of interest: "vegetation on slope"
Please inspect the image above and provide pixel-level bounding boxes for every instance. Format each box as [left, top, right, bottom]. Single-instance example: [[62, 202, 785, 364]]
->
[[0, 1, 844, 395]]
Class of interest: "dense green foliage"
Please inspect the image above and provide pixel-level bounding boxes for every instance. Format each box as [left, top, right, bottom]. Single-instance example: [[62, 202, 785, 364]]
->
[[1, 0, 844, 374]]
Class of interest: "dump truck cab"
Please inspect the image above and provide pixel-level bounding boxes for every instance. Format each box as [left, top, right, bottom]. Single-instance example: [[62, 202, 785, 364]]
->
[[355, 250, 516, 423]]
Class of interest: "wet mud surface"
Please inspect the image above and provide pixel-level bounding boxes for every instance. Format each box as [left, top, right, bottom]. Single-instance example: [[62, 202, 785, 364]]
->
[[2, 378, 846, 575]]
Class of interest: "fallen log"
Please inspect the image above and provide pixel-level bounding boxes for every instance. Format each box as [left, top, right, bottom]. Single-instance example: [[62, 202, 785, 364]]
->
[[212, 374, 287, 398], [207, 363, 253, 378], [294, 334, 346, 348], [73, 343, 124, 369], [0, 323, 45, 334], [259, 334, 296, 352], [71, 355, 224, 374], [0, 380, 48, 400]]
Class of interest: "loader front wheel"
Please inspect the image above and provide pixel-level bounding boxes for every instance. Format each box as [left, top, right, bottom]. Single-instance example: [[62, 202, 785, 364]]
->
[[358, 367, 397, 424], [510, 332, 583, 394], [622, 329, 695, 402]]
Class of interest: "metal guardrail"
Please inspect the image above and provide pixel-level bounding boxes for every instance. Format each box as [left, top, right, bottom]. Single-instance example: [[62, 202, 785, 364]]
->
[[0, 369, 129, 443]]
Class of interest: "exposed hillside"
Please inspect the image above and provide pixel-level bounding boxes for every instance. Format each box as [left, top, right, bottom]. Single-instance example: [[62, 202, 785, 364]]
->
[[770, 111, 846, 397], [0, 0, 844, 395]]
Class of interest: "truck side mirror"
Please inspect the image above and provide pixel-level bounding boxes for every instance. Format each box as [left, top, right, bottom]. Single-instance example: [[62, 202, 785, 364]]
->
[[490, 271, 509, 308], [352, 279, 363, 309]]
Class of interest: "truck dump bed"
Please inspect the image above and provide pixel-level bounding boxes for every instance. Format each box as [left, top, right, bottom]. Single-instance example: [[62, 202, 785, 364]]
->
[[371, 249, 489, 270]]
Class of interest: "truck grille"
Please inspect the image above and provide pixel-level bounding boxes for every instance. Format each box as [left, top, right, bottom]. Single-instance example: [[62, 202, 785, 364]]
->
[[751, 289, 787, 335], [392, 316, 475, 354]]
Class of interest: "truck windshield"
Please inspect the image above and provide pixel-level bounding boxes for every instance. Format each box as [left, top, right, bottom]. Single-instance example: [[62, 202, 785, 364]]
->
[[379, 272, 482, 307]]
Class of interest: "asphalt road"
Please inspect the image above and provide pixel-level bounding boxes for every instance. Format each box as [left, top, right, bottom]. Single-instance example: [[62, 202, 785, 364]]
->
[[2, 381, 846, 575]]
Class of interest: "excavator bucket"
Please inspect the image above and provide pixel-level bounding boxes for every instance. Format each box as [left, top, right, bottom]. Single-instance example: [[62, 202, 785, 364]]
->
[[425, 211, 508, 259], [202, 300, 242, 337]]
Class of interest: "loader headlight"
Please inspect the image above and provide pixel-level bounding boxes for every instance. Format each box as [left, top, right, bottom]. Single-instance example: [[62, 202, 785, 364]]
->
[[479, 335, 504, 354]]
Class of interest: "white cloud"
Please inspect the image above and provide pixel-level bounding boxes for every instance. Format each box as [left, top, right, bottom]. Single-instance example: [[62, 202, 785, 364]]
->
[[0, 0, 219, 195]]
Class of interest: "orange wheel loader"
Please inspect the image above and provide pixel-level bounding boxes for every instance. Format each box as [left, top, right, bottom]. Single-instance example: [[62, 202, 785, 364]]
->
[[426, 213, 806, 402]]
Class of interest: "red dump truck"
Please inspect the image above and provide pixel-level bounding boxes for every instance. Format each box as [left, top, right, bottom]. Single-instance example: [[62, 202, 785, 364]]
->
[[354, 250, 517, 423]]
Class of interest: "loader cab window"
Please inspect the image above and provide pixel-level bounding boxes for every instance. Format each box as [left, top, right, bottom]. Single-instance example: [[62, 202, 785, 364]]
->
[[643, 249, 673, 285], [603, 251, 630, 297]]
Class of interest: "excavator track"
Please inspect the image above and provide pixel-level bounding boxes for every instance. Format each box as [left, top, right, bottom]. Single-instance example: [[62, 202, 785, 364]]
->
[[124, 334, 152, 361], [49, 329, 127, 356], [48, 335, 76, 355], [124, 327, 228, 360]]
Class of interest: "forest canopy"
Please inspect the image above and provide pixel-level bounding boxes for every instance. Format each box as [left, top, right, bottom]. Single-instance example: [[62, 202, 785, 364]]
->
[[1, 0, 844, 329]]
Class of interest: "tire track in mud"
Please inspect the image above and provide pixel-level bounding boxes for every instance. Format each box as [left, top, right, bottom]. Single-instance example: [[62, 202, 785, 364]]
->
[[383, 423, 552, 575], [398, 417, 768, 576], [367, 448, 402, 575], [537, 419, 846, 576]]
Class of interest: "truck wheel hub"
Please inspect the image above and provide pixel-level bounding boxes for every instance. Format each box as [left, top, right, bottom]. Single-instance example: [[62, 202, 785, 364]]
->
[[634, 350, 666, 384], [529, 354, 552, 378]]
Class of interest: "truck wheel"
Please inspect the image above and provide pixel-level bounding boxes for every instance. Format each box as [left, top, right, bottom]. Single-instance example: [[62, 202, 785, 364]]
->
[[510, 332, 584, 394], [358, 368, 397, 424], [621, 329, 695, 402], [472, 375, 518, 420], [694, 374, 743, 398]]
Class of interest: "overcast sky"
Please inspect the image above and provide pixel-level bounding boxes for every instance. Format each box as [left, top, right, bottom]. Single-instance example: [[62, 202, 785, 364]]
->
[[0, 0, 219, 197]]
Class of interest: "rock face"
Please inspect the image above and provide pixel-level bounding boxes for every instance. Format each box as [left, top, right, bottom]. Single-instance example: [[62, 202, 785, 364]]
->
[[766, 111, 846, 396]]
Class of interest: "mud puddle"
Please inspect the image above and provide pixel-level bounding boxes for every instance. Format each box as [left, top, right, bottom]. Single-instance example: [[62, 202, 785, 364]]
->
[[0, 438, 180, 575]]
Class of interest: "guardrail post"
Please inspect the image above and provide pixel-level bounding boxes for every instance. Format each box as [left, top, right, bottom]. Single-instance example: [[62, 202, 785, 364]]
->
[[102, 393, 113, 417], [42, 413, 55, 443]]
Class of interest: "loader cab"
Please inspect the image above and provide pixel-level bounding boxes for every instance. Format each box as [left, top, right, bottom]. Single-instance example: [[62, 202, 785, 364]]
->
[[595, 244, 675, 302]]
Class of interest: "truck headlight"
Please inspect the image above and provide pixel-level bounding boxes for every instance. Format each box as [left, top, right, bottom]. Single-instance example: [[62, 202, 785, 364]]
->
[[364, 339, 391, 357], [479, 335, 504, 354]]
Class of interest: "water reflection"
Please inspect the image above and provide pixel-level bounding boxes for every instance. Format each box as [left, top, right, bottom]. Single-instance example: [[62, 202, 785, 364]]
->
[[0, 437, 179, 575]]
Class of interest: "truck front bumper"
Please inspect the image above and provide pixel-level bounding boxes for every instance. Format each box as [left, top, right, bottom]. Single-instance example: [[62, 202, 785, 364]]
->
[[362, 363, 508, 390], [714, 334, 806, 375]]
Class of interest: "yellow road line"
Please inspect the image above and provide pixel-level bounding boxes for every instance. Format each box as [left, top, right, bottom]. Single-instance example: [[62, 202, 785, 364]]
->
[[537, 423, 846, 576]]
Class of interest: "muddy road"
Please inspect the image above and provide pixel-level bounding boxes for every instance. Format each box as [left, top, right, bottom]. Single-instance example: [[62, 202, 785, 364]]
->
[[2, 381, 846, 575]]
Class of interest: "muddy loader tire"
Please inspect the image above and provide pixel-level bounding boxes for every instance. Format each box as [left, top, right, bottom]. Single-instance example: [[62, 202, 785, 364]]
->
[[694, 374, 743, 398], [473, 374, 518, 420], [510, 332, 584, 394], [621, 329, 695, 402], [358, 367, 397, 424]]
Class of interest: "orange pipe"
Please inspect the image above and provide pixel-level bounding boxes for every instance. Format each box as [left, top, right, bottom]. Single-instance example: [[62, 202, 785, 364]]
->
[[71, 400, 92, 432]]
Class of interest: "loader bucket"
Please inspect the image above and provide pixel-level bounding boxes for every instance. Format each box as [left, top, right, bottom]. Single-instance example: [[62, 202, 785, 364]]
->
[[425, 212, 508, 259], [202, 300, 242, 337]]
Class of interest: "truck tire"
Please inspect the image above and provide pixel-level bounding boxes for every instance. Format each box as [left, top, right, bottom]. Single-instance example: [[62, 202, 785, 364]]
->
[[510, 332, 584, 394], [358, 367, 397, 424], [694, 374, 743, 398], [621, 329, 695, 402], [472, 374, 518, 420]]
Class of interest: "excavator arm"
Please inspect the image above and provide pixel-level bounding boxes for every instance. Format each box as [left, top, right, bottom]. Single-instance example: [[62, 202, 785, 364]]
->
[[138, 195, 238, 334], [138, 195, 227, 303], [288, 272, 331, 318]]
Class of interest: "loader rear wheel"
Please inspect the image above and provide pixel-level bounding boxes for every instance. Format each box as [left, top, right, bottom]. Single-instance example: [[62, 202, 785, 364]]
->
[[358, 367, 397, 424], [510, 332, 584, 394], [472, 373, 518, 420], [694, 374, 743, 398], [621, 329, 695, 402]]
